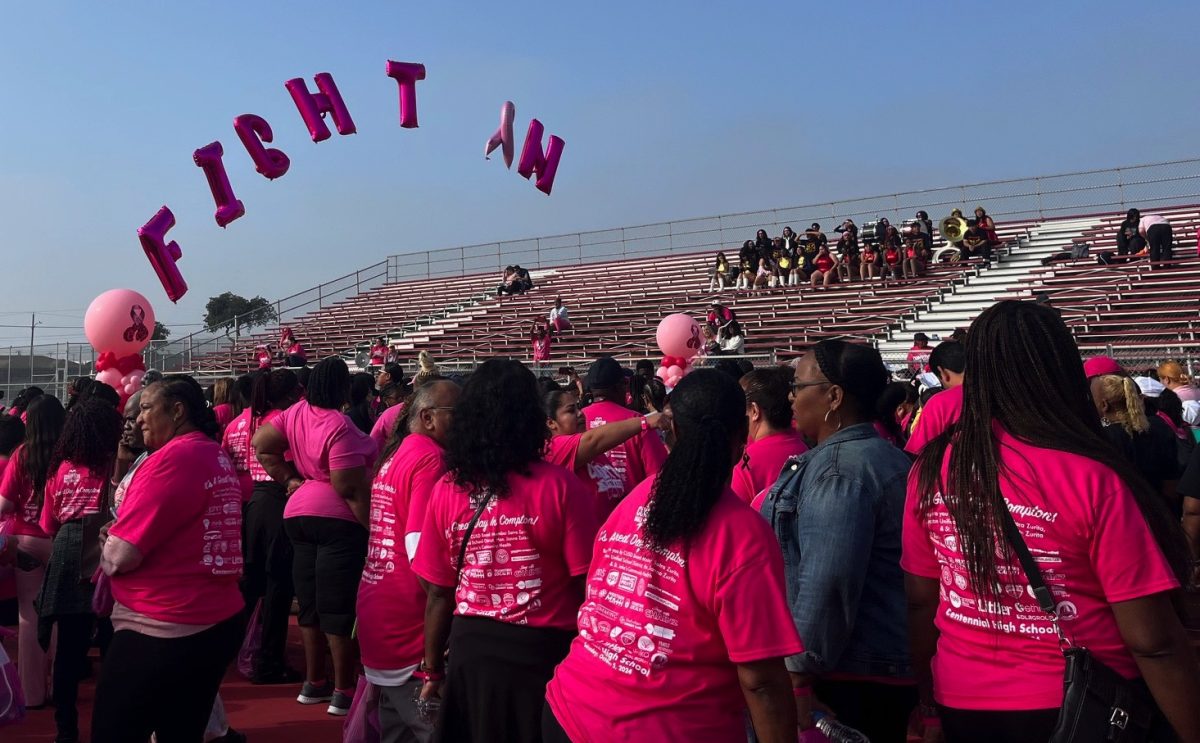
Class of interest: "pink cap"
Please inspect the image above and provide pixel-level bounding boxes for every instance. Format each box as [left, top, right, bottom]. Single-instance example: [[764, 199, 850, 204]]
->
[[1083, 355, 1124, 379]]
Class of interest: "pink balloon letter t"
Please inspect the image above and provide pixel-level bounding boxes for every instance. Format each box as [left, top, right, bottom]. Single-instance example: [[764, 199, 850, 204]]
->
[[384, 61, 426, 128]]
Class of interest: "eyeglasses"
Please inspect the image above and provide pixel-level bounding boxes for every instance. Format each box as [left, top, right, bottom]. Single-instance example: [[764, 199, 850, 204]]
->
[[789, 379, 831, 393], [426, 406, 455, 414]]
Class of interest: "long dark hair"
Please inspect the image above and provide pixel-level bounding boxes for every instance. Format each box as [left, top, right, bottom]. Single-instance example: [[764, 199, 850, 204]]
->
[[916, 301, 1190, 603], [643, 370, 747, 549], [51, 399, 122, 478], [21, 395, 66, 509], [442, 359, 548, 499], [154, 375, 221, 441], [306, 357, 350, 410], [250, 368, 299, 419]]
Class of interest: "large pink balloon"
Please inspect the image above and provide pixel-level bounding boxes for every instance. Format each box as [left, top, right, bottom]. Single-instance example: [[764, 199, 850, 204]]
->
[[95, 368, 123, 390], [655, 313, 702, 360], [85, 289, 156, 357]]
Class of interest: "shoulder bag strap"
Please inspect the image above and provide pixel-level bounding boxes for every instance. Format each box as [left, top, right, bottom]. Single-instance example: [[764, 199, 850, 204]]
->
[[996, 500, 1072, 649], [455, 490, 495, 585]]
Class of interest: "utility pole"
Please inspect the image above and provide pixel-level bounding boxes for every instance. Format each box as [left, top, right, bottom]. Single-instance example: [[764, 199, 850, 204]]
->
[[29, 314, 35, 387]]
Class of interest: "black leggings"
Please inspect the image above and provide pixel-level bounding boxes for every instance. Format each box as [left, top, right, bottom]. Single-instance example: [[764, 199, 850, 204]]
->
[[813, 678, 917, 743], [91, 612, 243, 743], [1147, 223, 1174, 265], [284, 515, 367, 637], [939, 706, 1058, 743], [53, 613, 96, 741], [242, 482, 295, 675]]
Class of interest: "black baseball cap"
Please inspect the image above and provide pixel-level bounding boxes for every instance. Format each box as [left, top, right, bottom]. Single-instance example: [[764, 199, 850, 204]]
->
[[586, 357, 625, 390]]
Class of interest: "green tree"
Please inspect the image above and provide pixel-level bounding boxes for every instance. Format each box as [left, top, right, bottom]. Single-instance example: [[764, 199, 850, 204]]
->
[[203, 292, 278, 336], [152, 321, 170, 341]]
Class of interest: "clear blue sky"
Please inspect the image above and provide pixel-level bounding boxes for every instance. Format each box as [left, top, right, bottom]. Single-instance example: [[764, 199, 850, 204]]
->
[[2, 1, 1198, 345]]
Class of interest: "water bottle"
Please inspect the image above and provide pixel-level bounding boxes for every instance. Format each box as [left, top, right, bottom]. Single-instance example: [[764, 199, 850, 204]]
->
[[812, 711, 871, 743]]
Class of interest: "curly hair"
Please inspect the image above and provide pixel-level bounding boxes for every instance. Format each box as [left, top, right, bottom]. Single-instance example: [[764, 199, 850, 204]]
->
[[442, 358, 548, 499], [643, 370, 747, 549], [52, 398, 122, 477]]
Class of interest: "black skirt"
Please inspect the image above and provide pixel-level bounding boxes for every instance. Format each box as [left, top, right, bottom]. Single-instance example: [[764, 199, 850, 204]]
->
[[38, 520, 95, 649], [435, 616, 574, 743]]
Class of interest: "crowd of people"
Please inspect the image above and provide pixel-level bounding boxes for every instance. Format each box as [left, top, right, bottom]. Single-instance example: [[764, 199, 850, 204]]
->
[[3, 299, 1200, 742], [706, 208, 1001, 294]]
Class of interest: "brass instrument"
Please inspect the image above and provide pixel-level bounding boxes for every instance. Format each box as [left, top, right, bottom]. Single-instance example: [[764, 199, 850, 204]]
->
[[940, 215, 969, 243]]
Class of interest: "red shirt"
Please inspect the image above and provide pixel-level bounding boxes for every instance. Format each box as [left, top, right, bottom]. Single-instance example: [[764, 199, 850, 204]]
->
[[109, 432, 244, 625], [582, 401, 668, 513], [369, 344, 388, 365], [411, 460, 600, 629], [885, 248, 901, 266], [731, 430, 808, 504], [546, 481, 804, 742], [901, 428, 1178, 710], [221, 409, 255, 502], [907, 345, 932, 374], [905, 385, 964, 455], [0, 445, 49, 538], [40, 461, 107, 536], [814, 253, 835, 272], [358, 434, 446, 676]]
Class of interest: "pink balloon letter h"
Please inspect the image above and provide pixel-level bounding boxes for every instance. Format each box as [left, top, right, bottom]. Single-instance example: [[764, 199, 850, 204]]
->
[[285, 73, 357, 143]]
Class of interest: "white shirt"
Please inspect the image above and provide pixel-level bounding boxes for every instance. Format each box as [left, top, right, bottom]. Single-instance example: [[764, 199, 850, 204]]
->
[[549, 305, 569, 323], [719, 334, 745, 354]]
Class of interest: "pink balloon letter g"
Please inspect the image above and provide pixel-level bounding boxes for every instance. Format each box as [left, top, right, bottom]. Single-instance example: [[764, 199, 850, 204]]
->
[[234, 114, 291, 180]]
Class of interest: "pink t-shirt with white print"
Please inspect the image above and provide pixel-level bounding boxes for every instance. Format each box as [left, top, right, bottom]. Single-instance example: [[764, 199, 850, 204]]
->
[[247, 409, 284, 483], [108, 432, 244, 625], [0, 445, 49, 538], [40, 461, 107, 536], [275, 401, 377, 523], [411, 460, 599, 630], [901, 426, 1179, 710], [546, 481, 804, 742], [905, 385, 964, 455], [582, 400, 667, 514], [358, 433, 446, 678], [221, 409, 255, 502]]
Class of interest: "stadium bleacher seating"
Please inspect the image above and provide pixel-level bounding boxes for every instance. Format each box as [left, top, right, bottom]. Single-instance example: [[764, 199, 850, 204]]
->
[[188, 205, 1200, 373]]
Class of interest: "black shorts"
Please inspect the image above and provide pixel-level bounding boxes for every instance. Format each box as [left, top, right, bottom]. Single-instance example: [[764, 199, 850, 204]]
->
[[283, 515, 367, 636]]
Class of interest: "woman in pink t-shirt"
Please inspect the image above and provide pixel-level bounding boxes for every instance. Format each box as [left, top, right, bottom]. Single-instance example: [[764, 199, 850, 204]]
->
[[253, 357, 375, 716], [241, 368, 303, 684], [38, 398, 121, 743], [732, 366, 808, 503], [545, 369, 801, 743], [905, 301, 1200, 742], [93, 375, 246, 742], [211, 377, 236, 433], [411, 359, 600, 742], [0, 394, 65, 709]]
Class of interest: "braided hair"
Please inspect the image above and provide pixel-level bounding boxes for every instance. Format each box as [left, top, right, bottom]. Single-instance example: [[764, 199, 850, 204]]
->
[[812, 339, 889, 422], [915, 300, 1189, 604], [643, 370, 747, 549]]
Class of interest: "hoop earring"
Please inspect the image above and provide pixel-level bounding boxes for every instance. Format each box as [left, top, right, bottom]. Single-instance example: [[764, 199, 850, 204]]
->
[[823, 409, 832, 423]]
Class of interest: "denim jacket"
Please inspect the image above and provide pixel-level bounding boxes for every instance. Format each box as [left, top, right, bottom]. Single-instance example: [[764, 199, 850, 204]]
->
[[760, 423, 913, 679]]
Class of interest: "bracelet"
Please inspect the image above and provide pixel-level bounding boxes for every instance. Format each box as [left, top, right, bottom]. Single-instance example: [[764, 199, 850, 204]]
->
[[792, 685, 812, 697], [414, 661, 445, 682], [640, 416, 649, 432]]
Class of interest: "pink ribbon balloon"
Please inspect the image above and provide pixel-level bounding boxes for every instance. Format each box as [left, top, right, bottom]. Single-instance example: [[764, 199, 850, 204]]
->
[[285, 72, 357, 143], [234, 114, 290, 180], [385, 61, 426, 129], [193, 141, 245, 228], [138, 206, 188, 303], [517, 118, 566, 195], [485, 101, 516, 168]]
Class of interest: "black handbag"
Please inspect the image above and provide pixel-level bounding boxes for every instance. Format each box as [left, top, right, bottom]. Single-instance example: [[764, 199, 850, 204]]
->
[[998, 505, 1165, 742]]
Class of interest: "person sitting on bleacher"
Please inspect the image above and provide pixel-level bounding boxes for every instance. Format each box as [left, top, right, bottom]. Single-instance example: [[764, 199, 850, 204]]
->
[[860, 240, 881, 281], [881, 239, 904, 282], [835, 218, 858, 241], [769, 238, 795, 288], [798, 224, 826, 279], [904, 226, 930, 277], [809, 244, 840, 288], [707, 251, 732, 292], [548, 296, 571, 334], [1098, 226, 1147, 265], [781, 226, 802, 287], [974, 206, 1000, 246], [1116, 208, 1141, 255], [915, 210, 933, 238], [717, 320, 745, 355], [512, 264, 534, 292], [835, 231, 859, 283], [736, 240, 758, 291], [497, 265, 519, 296], [1139, 213, 1174, 269], [707, 300, 736, 332], [959, 222, 993, 263], [907, 333, 932, 374]]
